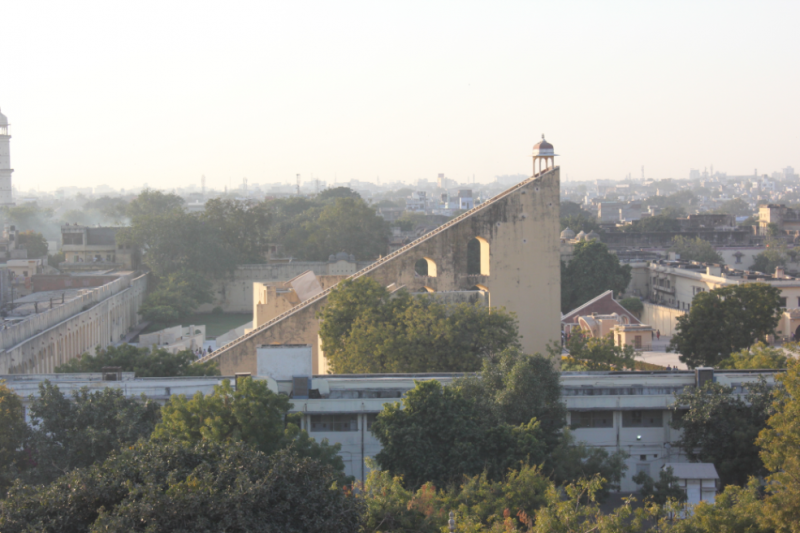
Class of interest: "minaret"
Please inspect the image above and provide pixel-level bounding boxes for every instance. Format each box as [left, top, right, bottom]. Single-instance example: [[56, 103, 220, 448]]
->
[[0, 108, 14, 206]]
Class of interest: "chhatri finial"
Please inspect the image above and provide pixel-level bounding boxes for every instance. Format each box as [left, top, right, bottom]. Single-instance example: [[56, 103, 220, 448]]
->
[[542, 133, 545, 140]]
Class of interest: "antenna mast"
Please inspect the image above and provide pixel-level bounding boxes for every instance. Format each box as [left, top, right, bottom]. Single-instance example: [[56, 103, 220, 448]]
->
[[296, 174, 301, 196]]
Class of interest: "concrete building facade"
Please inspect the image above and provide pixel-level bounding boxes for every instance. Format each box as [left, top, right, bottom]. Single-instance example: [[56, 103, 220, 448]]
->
[[0, 273, 148, 374], [2, 362, 775, 496], [60, 225, 137, 270], [626, 259, 800, 339], [201, 160, 562, 376]]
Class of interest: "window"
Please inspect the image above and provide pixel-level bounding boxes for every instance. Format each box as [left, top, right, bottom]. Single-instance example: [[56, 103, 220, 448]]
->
[[572, 411, 613, 428], [797, 296, 800, 307], [780, 297, 787, 308], [367, 413, 378, 431], [623, 410, 663, 428], [310, 414, 358, 432], [634, 335, 642, 349], [672, 409, 689, 423]]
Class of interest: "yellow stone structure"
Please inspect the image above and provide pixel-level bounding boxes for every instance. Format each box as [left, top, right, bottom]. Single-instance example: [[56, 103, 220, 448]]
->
[[202, 154, 562, 376]]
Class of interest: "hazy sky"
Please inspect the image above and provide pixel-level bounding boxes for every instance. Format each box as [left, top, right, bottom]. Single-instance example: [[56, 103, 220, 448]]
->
[[2, 1, 799, 191]]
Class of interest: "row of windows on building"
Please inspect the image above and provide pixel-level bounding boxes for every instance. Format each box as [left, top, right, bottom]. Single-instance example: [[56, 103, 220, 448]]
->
[[308, 410, 679, 432], [309, 414, 377, 432], [569, 409, 681, 429]]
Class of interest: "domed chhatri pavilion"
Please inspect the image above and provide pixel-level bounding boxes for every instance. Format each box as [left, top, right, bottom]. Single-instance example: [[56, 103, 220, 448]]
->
[[532, 135, 557, 176]]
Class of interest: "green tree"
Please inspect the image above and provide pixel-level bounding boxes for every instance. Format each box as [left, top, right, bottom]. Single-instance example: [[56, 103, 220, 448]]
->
[[632, 466, 686, 505], [371, 379, 547, 490], [619, 297, 644, 318], [561, 240, 632, 312], [560, 201, 589, 219], [199, 198, 271, 264], [317, 186, 361, 201], [47, 250, 65, 269], [319, 278, 520, 373], [456, 348, 567, 450], [757, 358, 800, 532], [23, 381, 161, 486], [561, 213, 601, 234], [55, 344, 219, 377], [671, 379, 774, 487], [125, 188, 184, 220], [119, 208, 232, 277], [1, 203, 56, 238], [152, 378, 346, 476], [669, 283, 782, 368], [563, 333, 637, 371], [138, 269, 213, 325], [750, 242, 787, 274], [83, 196, 129, 223], [0, 381, 28, 495], [717, 341, 789, 369], [663, 480, 769, 533], [529, 476, 658, 533], [546, 430, 629, 499], [560, 202, 600, 233], [302, 197, 389, 260], [669, 236, 724, 264], [714, 198, 752, 217], [0, 442, 364, 533], [622, 214, 682, 233], [16, 230, 48, 259], [361, 461, 551, 533]]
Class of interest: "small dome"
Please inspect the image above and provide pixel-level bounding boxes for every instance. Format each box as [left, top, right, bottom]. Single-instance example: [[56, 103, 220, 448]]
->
[[586, 230, 600, 241], [532, 135, 554, 156], [561, 227, 576, 239], [328, 254, 336, 262], [575, 230, 587, 240], [0, 108, 7, 127], [334, 251, 350, 261]]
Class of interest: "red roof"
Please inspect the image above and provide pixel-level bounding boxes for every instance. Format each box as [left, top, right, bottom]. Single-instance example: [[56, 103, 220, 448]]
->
[[561, 290, 641, 325]]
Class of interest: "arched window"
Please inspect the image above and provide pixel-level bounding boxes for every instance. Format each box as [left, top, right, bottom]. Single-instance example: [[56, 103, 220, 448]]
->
[[466, 237, 490, 275], [414, 257, 438, 277]]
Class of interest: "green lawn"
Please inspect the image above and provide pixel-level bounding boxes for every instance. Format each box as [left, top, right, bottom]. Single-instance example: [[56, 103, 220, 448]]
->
[[140, 313, 252, 338]]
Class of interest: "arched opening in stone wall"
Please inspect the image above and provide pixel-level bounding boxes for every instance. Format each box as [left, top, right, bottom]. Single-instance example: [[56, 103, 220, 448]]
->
[[416, 286, 436, 293], [414, 257, 438, 277], [466, 237, 490, 276]]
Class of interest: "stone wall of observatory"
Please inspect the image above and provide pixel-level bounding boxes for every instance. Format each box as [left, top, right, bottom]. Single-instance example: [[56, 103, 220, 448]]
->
[[202, 168, 561, 376], [0, 273, 148, 374]]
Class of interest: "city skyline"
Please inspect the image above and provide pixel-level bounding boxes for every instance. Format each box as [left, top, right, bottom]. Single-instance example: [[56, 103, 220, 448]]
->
[[1, 0, 798, 191]]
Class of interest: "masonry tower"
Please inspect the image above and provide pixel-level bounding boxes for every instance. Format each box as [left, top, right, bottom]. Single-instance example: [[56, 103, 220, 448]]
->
[[0, 108, 14, 206]]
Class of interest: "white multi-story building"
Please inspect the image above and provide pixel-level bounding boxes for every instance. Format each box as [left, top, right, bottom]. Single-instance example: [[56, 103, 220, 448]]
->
[[627, 259, 800, 340], [0, 108, 14, 206], [4, 355, 778, 496], [252, 345, 777, 493]]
